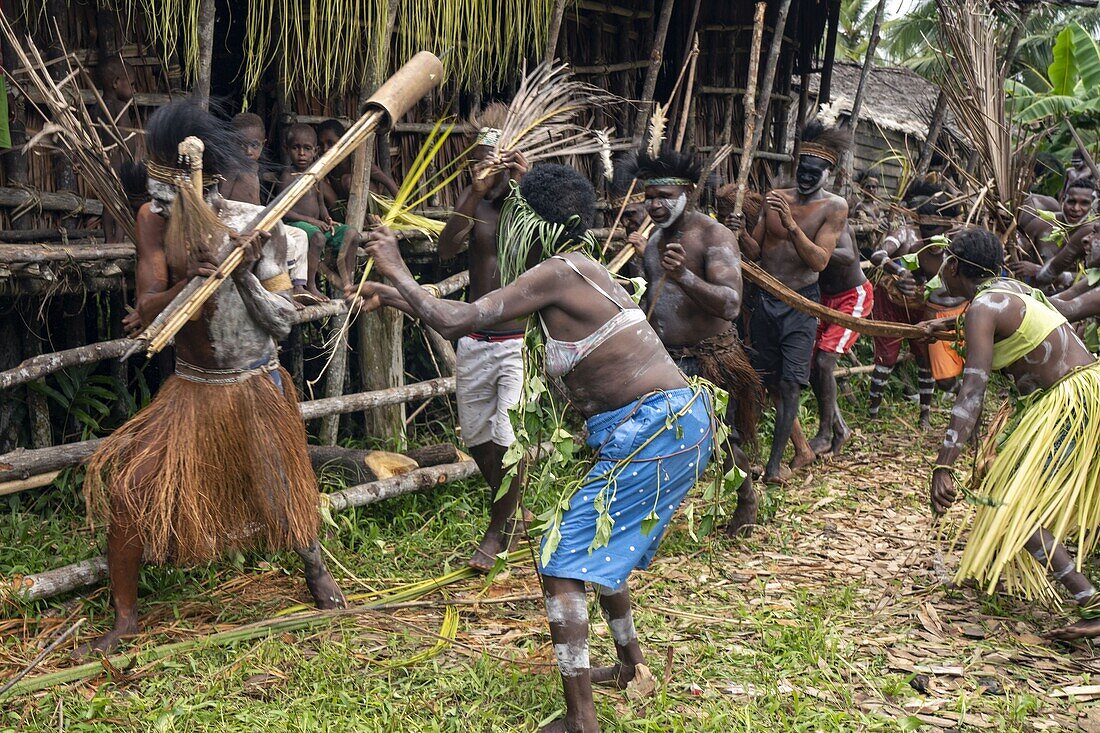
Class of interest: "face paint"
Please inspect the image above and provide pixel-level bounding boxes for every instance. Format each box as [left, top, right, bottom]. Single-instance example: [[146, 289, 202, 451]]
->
[[652, 192, 687, 230], [795, 156, 831, 195], [147, 178, 178, 216], [553, 641, 590, 677]]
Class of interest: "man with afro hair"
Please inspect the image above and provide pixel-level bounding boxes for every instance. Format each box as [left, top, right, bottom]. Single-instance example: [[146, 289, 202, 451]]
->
[[626, 147, 764, 534], [749, 119, 848, 483]]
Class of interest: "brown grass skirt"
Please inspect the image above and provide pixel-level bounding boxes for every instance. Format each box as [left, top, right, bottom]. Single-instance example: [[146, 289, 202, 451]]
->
[[669, 328, 764, 449], [84, 367, 319, 564]]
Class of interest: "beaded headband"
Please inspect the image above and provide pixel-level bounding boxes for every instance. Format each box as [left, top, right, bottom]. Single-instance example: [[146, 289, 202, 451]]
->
[[476, 127, 502, 147], [799, 143, 838, 166], [145, 159, 220, 189], [614, 192, 646, 206], [644, 177, 694, 187]]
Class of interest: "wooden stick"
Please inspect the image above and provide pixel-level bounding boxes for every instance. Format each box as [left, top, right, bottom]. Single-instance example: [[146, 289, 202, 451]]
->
[[607, 221, 652, 274], [837, 0, 887, 195], [544, 0, 569, 64], [601, 178, 638, 256], [673, 33, 700, 152], [0, 618, 84, 697], [0, 471, 60, 497], [746, 0, 792, 159]]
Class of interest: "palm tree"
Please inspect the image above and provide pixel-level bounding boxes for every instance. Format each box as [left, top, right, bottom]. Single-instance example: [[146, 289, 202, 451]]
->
[[835, 0, 879, 61]]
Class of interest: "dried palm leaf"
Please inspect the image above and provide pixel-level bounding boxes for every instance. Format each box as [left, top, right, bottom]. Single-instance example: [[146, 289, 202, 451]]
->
[[0, 16, 137, 241], [488, 61, 618, 170], [935, 0, 1034, 233]]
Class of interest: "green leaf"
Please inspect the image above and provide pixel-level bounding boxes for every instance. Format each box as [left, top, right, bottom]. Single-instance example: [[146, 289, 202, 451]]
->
[[723, 464, 748, 492], [640, 510, 660, 536], [1048, 25, 1077, 96], [591, 513, 613, 551], [540, 524, 562, 567], [1069, 22, 1100, 90]]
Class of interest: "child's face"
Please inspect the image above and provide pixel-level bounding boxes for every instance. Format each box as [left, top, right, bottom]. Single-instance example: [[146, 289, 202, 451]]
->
[[112, 71, 134, 102], [240, 125, 265, 162], [318, 129, 340, 155], [288, 132, 317, 170]]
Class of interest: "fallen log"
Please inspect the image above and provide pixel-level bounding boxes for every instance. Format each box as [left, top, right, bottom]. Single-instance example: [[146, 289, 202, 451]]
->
[[6, 459, 479, 601], [0, 243, 134, 263], [0, 186, 103, 216], [0, 470, 61, 497], [308, 443, 457, 483], [0, 229, 103, 243], [0, 378, 456, 482], [0, 272, 469, 391]]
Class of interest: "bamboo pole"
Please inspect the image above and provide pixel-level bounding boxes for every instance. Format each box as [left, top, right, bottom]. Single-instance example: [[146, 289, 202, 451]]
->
[[632, 0, 676, 146], [318, 312, 349, 446], [673, 34, 700, 152], [129, 51, 444, 359], [837, 0, 887, 196]]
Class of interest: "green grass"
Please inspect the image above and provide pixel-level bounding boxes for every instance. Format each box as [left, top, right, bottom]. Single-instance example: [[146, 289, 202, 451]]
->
[[1, 387, 1095, 732]]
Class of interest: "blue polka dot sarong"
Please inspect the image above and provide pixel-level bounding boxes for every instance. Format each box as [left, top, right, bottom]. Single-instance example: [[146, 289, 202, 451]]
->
[[539, 387, 714, 589]]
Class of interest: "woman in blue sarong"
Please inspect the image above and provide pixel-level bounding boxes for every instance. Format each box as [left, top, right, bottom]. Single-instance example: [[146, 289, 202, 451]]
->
[[349, 163, 715, 733]]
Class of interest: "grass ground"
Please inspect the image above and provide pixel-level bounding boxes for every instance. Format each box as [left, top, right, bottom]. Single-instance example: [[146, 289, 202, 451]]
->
[[2, 377, 1100, 732]]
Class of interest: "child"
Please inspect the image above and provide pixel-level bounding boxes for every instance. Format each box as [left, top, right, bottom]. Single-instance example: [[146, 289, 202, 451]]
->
[[226, 114, 311, 301], [277, 123, 360, 300], [317, 118, 399, 218]]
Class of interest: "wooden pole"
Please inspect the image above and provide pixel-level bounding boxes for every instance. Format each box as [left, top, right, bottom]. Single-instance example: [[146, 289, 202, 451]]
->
[[732, 4, 767, 220], [193, 0, 215, 108], [915, 89, 948, 179], [746, 0, 793, 160], [544, 0, 570, 64], [837, 0, 887, 196], [818, 0, 841, 104], [632, 0, 676, 146], [790, 71, 809, 178], [351, 0, 405, 442]]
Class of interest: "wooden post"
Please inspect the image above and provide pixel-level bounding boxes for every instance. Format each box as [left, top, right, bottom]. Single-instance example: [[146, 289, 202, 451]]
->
[[915, 90, 948, 179], [790, 71, 809, 178], [747, 0, 793, 158], [0, 305, 20, 451], [45, 0, 77, 228], [837, 0, 887, 195], [818, 0, 841, 103], [633, 0, 676, 146], [544, 0, 569, 64], [350, 0, 404, 442], [19, 304, 53, 449], [193, 0, 215, 108]]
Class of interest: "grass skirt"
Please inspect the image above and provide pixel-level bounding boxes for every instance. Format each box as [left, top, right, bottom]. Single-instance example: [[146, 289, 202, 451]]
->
[[956, 361, 1100, 602], [85, 367, 319, 564]]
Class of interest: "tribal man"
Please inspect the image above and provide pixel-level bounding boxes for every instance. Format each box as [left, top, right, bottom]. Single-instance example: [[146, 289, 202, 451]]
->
[[435, 105, 531, 571], [749, 120, 848, 483], [927, 227, 1100, 641], [866, 182, 962, 427], [1050, 223, 1100, 324], [1016, 176, 1096, 269], [83, 101, 344, 655], [628, 149, 763, 534], [810, 224, 873, 456]]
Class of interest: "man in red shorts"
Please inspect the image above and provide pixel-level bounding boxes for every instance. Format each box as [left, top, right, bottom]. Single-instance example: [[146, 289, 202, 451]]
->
[[810, 225, 873, 456]]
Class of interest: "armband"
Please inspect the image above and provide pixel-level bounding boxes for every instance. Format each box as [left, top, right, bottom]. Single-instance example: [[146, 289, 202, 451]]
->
[[261, 272, 293, 292]]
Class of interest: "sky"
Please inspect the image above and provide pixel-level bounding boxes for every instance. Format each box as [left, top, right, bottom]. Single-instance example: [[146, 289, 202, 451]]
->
[[885, 0, 923, 18]]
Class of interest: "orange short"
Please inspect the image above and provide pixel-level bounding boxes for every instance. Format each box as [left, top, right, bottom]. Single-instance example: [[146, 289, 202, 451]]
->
[[925, 302, 968, 381]]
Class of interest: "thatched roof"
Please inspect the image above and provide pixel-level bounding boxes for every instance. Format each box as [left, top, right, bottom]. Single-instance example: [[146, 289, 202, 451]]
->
[[805, 61, 957, 141]]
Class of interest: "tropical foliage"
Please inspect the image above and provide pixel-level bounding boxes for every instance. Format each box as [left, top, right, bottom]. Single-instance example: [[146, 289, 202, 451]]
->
[[1009, 22, 1100, 127]]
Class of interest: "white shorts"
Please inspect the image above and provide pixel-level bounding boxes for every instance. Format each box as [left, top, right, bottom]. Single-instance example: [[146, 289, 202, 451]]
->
[[285, 226, 309, 283], [455, 335, 524, 447]]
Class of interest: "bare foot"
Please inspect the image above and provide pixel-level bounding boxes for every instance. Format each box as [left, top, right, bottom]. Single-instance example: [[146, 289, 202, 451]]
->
[[830, 424, 853, 456], [789, 450, 816, 470], [71, 618, 139, 659], [468, 530, 507, 573], [919, 411, 932, 431], [306, 568, 346, 610], [306, 284, 328, 301], [1046, 617, 1100, 641], [808, 434, 832, 456], [590, 662, 637, 689], [724, 489, 758, 538], [763, 464, 792, 486]]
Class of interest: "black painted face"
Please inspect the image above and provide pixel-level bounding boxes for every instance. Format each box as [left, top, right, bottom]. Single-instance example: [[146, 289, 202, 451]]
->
[[796, 155, 831, 195], [622, 203, 646, 232]]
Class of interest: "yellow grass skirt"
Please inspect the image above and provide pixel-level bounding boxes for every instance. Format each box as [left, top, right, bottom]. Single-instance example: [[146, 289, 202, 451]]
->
[[956, 360, 1100, 602], [85, 367, 320, 564]]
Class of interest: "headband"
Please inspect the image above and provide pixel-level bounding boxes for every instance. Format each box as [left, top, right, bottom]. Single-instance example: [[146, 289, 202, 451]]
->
[[644, 177, 694, 188], [799, 143, 838, 166], [145, 159, 220, 189], [476, 127, 502, 147], [614, 192, 646, 206]]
